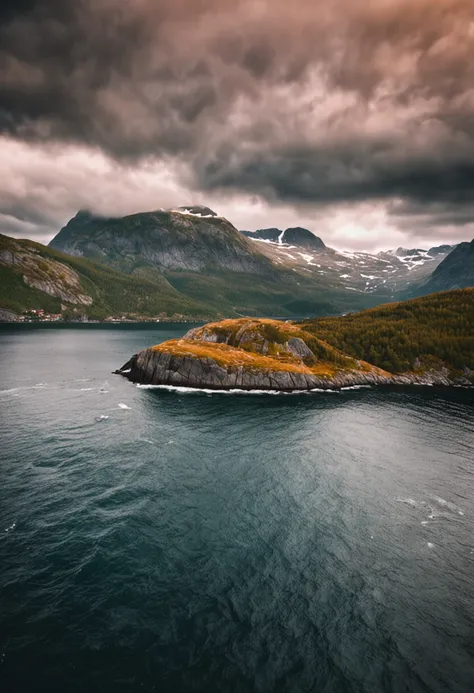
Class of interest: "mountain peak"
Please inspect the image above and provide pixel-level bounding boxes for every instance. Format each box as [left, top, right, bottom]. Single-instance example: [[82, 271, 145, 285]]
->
[[415, 238, 474, 294], [242, 227, 325, 249], [74, 209, 96, 220], [173, 205, 218, 218], [428, 244, 456, 256], [283, 227, 326, 249]]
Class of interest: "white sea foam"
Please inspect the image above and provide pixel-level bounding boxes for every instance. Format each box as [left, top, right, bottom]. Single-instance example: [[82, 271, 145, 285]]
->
[[95, 415, 109, 422], [136, 384, 341, 395], [1, 384, 49, 395], [4, 522, 16, 532], [118, 403, 131, 409], [340, 385, 372, 390], [395, 497, 418, 506], [80, 388, 94, 391], [427, 542, 434, 548], [431, 496, 463, 514]]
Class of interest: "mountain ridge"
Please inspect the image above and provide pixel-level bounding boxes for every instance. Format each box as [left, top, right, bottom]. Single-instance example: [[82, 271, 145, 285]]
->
[[2, 204, 473, 321]]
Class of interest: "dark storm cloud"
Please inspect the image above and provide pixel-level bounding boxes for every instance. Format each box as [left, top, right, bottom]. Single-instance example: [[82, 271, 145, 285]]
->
[[1, 0, 474, 231]]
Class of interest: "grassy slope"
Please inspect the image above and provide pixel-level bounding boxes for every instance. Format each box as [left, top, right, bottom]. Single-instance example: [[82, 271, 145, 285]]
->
[[163, 268, 384, 318], [0, 234, 214, 319], [300, 288, 474, 373]]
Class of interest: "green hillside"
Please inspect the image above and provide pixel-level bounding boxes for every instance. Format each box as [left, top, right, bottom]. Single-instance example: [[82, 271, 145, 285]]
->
[[0, 234, 213, 319], [300, 289, 474, 374], [1, 232, 382, 320]]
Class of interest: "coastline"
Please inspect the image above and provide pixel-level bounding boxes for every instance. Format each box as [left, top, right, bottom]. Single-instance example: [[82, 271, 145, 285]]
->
[[114, 316, 474, 392]]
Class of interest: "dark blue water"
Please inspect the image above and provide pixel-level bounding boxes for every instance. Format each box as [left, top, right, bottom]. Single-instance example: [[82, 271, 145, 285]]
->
[[1, 324, 473, 693]]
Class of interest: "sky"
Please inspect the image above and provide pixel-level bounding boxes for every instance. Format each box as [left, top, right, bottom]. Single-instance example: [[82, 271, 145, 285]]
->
[[1, 0, 474, 251]]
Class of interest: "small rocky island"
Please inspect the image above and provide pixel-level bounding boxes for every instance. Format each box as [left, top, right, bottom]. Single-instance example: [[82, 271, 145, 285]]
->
[[115, 318, 469, 391]]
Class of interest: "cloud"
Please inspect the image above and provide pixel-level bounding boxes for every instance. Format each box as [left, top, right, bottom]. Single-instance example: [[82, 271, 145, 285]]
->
[[1, 0, 474, 247]]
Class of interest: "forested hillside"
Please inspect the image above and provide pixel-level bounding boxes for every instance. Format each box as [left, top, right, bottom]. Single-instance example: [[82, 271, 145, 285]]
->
[[300, 289, 474, 373]]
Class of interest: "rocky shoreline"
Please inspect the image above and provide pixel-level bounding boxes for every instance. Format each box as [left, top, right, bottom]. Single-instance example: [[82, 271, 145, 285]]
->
[[115, 318, 473, 391], [116, 350, 472, 390]]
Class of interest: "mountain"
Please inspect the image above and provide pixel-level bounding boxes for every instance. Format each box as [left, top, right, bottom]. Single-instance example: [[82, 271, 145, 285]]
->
[[242, 227, 326, 249], [386, 245, 456, 258], [411, 240, 474, 295], [427, 244, 456, 257], [387, 247, 427, 258], [6, 204, 457, 320], [0, 233, 212, 320], [50, 208, 273, 275], [300, 288, 474, 377], [48, 209, 395, 317], [241, 229, 452, 297], [116, 292, 474, 390]]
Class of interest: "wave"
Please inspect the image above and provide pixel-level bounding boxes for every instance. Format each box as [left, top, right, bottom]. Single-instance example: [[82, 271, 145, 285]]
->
[[394, 497, 418, 506], [340, 385, 372, 391], [136, 384, 341, 395], [431, 496, 464, 515], [1, 384, 47, 395], [118, 403, 131, 409]]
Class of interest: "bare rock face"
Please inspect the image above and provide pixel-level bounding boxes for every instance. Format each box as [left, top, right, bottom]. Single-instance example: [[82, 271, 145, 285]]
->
[[23, 272, 93, 305], [0, 241, 93, 305], [116, 349, 472, 390], [286, 337, 315, 361], [116, 349, 395, 391], [184, 321, 316, 361]]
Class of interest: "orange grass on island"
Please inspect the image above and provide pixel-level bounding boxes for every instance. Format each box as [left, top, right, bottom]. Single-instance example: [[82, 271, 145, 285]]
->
[[149, 318, 386, 378]]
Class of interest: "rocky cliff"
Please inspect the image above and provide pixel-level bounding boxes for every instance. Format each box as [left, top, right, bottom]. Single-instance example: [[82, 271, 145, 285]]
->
[[115, 317, 471, 391]]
